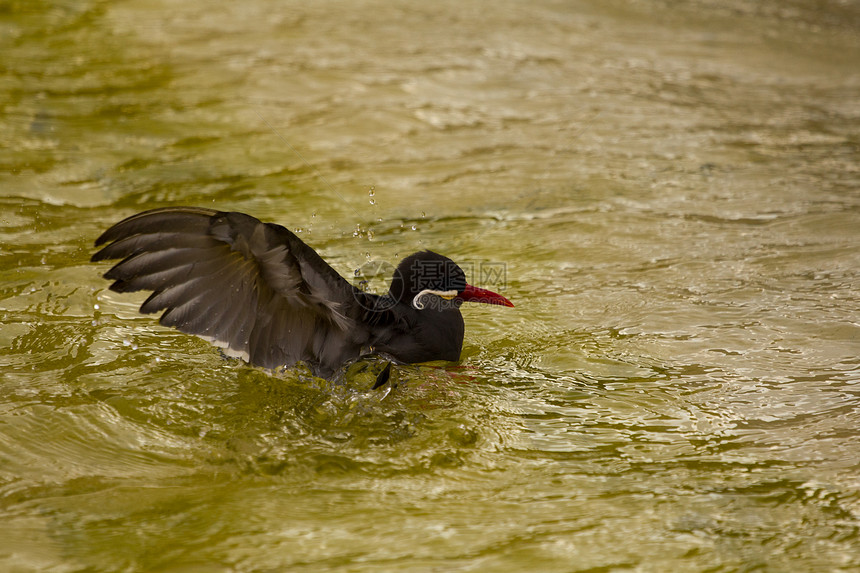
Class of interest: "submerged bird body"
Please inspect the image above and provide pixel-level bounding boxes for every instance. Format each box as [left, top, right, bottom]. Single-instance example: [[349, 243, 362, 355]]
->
[[91, 207, 512, 378]]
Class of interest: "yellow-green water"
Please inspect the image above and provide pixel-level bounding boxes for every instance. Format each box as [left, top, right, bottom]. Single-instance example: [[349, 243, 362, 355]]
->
[[2, 1, 859, 570]]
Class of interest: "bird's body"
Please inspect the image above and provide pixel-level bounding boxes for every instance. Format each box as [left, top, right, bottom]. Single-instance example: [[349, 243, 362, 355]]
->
[[91, 207, 512, 378]]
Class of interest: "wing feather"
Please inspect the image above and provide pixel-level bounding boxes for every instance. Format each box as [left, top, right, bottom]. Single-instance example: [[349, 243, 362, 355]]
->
[[91, 232, 215, 262], [92, 207, 371, 375]]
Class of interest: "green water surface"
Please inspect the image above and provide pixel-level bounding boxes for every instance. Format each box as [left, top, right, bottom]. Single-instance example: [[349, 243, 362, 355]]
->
[[2, 1, 859, 571]]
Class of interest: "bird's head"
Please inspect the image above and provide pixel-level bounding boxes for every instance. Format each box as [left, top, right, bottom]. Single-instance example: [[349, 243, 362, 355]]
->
[[388, 251, 514, 310]]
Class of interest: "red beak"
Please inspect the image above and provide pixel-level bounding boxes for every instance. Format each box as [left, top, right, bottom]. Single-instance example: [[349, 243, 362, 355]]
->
[[457, 284, 514, 307]]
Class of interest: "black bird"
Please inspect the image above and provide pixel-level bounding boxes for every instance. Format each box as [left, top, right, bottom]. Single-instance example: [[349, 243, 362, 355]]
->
[[91, 207, 513, 379]]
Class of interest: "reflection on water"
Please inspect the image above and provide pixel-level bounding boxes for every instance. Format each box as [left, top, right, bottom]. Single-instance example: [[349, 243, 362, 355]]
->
[[2, 0, 859, 570]]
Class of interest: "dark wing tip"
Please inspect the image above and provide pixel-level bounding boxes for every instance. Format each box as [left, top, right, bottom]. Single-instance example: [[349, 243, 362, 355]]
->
[[372, 361, 393, 389], [93, 206, 221, 248]]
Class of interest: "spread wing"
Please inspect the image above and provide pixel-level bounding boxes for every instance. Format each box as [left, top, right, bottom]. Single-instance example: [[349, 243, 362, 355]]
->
[[91, 207, 370, 375]]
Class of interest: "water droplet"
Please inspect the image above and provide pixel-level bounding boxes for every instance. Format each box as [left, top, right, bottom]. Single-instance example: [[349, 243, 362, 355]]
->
[[369, 198, 376, 205], [93, 304, 100, 310], [368, 186, 375, 197], [411, 225, 417, 231]]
